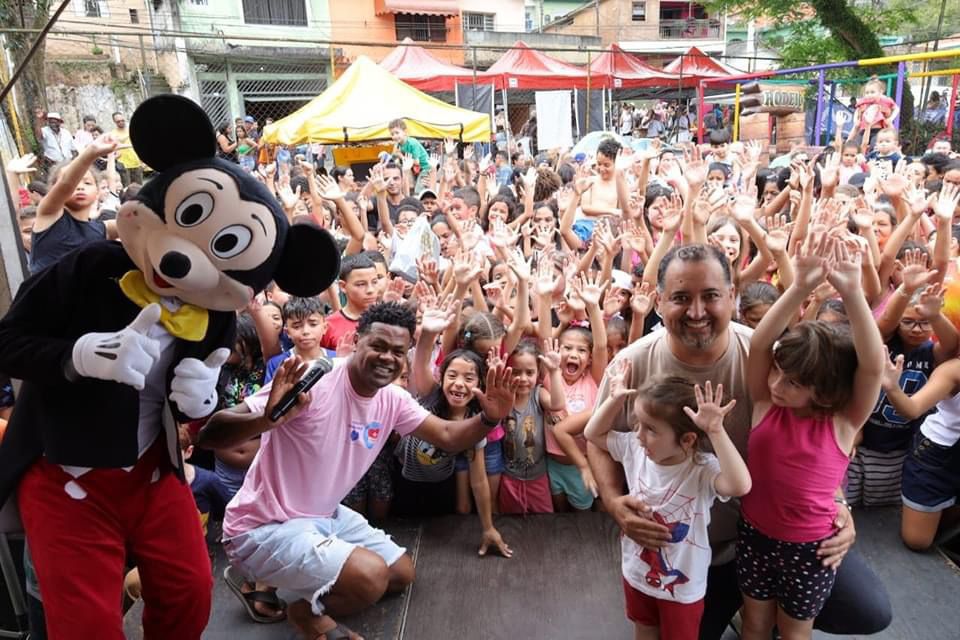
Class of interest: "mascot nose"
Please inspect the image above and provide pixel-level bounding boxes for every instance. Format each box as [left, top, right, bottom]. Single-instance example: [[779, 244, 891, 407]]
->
[[159, 251, 192, 279]]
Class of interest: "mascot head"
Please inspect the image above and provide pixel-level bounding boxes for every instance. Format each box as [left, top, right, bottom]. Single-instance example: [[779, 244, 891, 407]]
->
[[116, 95, 339, 312]]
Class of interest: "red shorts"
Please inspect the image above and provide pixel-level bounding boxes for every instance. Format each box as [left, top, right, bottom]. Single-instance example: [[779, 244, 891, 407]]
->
[[623, 578, 703, 640], [498, 473, 553, 514]]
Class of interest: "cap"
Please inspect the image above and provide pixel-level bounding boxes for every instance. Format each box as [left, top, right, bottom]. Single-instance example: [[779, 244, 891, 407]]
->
[[243, 116, 255, 123], [574, 152, 587, 164], [46, 112, 63, 122], [611, 269, 633, 291], [847, 172, 867, 189], [419, 189, 437, 200]]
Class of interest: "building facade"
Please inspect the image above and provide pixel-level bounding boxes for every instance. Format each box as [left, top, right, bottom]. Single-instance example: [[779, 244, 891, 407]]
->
[[543, 0, 725, 63]]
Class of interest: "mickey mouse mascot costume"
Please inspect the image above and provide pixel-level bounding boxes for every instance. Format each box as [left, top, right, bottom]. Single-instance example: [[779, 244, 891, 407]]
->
[[0, 95, 339, 639]]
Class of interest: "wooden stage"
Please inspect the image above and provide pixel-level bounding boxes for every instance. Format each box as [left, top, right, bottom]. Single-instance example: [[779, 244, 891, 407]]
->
[[120, 509, 959, 640]]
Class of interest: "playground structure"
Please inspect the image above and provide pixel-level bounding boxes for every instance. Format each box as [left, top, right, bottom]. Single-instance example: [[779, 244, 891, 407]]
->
[[696, 48, 960, 147]]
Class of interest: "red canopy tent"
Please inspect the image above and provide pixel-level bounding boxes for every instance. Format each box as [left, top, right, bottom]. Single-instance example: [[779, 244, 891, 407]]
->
[[663, 46, 740, 83], [589, 44, 679, 89], [379, 38, 492, 93], [485, 41, 592, 90]]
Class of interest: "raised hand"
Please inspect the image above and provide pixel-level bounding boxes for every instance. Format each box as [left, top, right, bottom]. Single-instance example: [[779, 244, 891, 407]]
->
[[6, 153, 36, 174], [522, 167, 538, 192], [489, 218, 519, 248], [934, 182, 960, 221], [381, 276, 406, 303], [421, 295, 460, 334], [86, 135, 119, 158], [607, 359, 637, 402], [631, 282, 656, 317], [881, 346, 903, 391], [764, 214, 792, 254], [459, 219, 483, 252], [577, 271, 608, 308], [473, 361, 518, 422], [818, 152, 840, 190], [443, 138, 457, 155], [416, 255, 439, 286], [591, 218, 616, 255], [793, 231, 834, 293], [538, 338, 562, 372], [368, 163, 387, 193], [336, 331, 357, 358], [316, 174, 344, 201], [506, 247, 532, 281], [263, 357, 312, 426], [915, 283, 945, 320], [833, 110, 850, 128], [825, 237, 863, 296], [535, 254, 560, 299], [453, 250, 483, 286], [731, 194, 757, 224], [401, 154, 415, 172], [682, 381, 736, 437], [661, 194, 684, 234], [685, 145, 707, 188], [897, 248, 934, 293], [475, 153, 491, 175], [463, 145, 475, 161]]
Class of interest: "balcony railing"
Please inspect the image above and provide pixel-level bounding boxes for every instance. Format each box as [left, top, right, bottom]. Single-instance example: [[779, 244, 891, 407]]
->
[[658, 19, 722, 40]]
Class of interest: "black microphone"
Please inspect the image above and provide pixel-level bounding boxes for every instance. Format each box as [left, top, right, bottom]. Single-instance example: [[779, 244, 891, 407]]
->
[[268, 356, 333, 422]]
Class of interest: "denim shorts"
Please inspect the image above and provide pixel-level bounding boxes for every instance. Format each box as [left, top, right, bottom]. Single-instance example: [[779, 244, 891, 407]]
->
[[455, 438, 506, 475], [901, 432, 960, 512], [223, 505, 406, 616]]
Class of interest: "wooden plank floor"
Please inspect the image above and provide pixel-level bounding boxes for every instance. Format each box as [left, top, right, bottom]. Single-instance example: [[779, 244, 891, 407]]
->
[[117, 508, 960, 640], [401, 513, 632, 640]]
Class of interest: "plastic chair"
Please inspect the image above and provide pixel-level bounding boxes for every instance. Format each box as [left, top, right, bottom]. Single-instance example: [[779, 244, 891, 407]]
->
[[0, 498, 28, 639]]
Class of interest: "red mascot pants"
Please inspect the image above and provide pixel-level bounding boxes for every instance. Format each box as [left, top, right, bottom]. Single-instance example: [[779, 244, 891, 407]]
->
[[17, 439, 212, 639]]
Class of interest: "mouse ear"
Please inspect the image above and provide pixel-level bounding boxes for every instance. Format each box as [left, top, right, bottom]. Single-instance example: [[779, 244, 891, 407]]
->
[[129, 95, 216, 172], [273, 224, 341, 297]]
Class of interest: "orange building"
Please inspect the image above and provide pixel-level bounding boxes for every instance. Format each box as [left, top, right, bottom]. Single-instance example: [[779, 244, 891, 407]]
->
[[329, 1, 466, 69]]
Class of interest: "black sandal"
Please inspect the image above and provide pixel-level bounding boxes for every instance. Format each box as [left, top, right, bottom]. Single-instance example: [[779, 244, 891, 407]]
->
[[223, 566, 287, 624]]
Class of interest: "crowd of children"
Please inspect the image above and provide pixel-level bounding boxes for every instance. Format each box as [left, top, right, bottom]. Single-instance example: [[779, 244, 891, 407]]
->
[[4, 77, 960, 639]]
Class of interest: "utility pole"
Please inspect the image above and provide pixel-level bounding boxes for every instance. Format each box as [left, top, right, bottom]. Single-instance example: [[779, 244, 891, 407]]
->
[[595, 0, 600, 38]]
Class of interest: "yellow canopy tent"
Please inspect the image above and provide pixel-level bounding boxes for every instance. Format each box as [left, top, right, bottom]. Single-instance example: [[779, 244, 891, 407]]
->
[[261, 56, 491, 145]]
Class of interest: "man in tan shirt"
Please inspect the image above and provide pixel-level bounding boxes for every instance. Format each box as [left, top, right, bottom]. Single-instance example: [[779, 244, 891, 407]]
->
[[589, 243, 890, 639]]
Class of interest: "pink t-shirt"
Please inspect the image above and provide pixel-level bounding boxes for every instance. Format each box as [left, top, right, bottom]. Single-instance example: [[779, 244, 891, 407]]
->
[[222, 361, 429, 538], [546, 373, 598, 457]]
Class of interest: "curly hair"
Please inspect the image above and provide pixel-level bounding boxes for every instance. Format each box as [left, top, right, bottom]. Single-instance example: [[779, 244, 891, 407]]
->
[[357, 301, 417, 340], [533, 167, 562, 203]]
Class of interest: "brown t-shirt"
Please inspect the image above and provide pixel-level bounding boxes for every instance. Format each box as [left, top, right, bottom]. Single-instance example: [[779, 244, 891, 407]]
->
[[595, 322, 754, 565]]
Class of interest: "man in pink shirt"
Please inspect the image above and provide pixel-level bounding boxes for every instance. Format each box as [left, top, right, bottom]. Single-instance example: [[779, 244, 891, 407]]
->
[[199, 302, 517, 640]]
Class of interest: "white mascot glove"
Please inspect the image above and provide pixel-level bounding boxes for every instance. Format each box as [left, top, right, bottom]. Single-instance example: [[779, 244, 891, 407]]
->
[[169, 348, 231, 419], [71, 303, 163, 390]]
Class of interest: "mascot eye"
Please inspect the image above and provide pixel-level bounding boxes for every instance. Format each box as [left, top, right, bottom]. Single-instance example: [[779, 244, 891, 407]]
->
[[175, 192, 214, 227], [210, 224, 252, 259]]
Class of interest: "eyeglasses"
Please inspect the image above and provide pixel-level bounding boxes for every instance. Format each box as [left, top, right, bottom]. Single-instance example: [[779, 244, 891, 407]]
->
[[900, 319, 932, 331]]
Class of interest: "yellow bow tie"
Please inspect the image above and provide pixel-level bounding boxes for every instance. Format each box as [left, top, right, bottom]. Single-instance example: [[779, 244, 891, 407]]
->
[[118, 270, 210, 342]]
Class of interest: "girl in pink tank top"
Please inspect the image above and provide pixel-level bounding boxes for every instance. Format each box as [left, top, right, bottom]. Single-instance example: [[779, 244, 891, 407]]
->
[[738, 232, 885, 639]]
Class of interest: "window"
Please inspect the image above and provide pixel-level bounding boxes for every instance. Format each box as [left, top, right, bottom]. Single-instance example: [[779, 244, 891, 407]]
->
[[84, 0, 100, 17], [242, 0, 307, 26], [129, 8, 139, 23], [631, 1, 646, 21], [464, 12, 494, 31], [395, 14, 447, 43]]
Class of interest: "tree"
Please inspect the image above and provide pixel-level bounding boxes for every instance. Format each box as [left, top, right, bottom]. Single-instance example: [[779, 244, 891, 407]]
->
[[0, 0, 53, 154], [713, 0, 918, 128]]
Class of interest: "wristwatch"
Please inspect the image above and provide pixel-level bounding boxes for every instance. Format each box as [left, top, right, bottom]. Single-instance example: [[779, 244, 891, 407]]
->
[[834, 496, 850, 509], [479, 412, 499, 428]]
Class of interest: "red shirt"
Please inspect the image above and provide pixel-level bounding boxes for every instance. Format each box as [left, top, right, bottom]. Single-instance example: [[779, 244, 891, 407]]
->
[[320, 310, 359, 350]]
